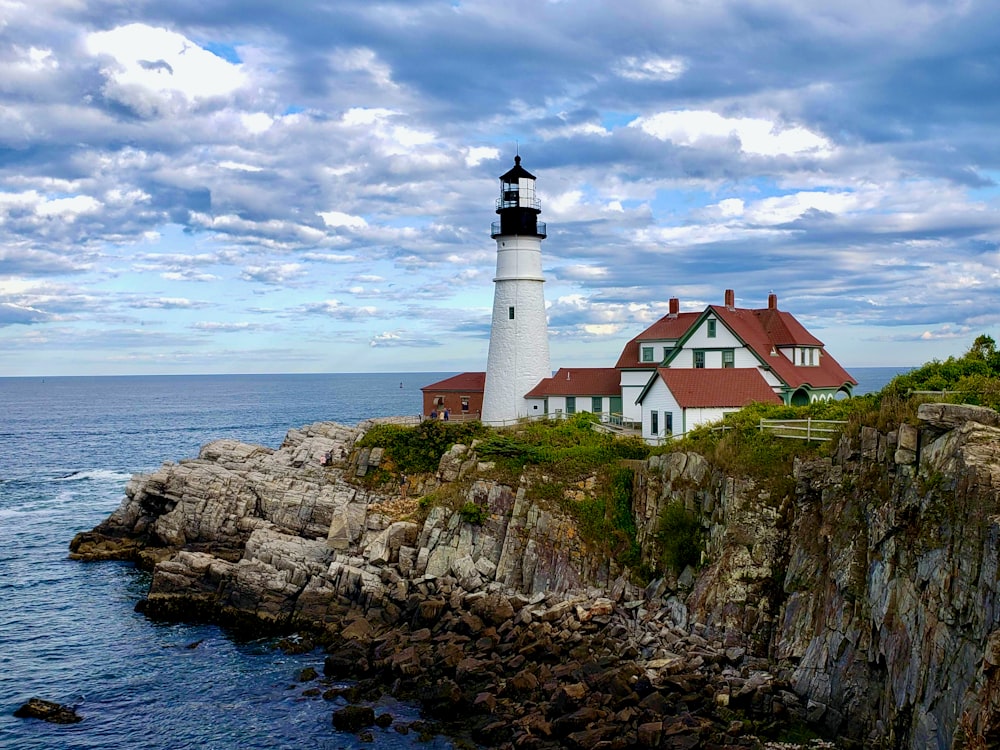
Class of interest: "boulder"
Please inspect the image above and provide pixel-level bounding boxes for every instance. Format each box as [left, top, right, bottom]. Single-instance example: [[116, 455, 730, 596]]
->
[[332, 705, 375, 732], [14, 698, 82, 724]]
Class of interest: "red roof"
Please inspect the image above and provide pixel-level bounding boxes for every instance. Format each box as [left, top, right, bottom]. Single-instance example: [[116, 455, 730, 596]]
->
[[421, 372, 485, 392], [657, 368, 782, 408], [524, 368, 621, 398], [614, 312, 701, 368], [710, 306, 856, 389]]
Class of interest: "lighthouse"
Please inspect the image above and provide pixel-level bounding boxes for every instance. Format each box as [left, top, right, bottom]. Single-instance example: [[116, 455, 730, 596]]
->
[[480, 155, 551, 425]]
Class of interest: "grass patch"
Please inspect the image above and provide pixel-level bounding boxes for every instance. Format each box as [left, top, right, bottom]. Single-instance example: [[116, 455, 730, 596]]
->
[[476, 413, 649, 483]]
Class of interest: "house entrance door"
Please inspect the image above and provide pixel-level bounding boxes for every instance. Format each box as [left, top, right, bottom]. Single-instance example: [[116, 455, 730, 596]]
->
[[609, 396, 622, 422]]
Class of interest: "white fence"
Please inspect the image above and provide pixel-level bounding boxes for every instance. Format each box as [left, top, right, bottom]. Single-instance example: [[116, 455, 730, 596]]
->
[[758, 418, 847, 442]]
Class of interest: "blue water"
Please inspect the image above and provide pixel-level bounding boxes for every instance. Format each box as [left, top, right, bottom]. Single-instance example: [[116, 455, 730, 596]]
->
[[0, 368, 904, 749], [0, 373, 449, 750], [850, 366, 912, 396]]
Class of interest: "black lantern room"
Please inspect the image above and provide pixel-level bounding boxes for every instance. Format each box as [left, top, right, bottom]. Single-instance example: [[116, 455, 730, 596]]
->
[[490, 155, 547, 239]]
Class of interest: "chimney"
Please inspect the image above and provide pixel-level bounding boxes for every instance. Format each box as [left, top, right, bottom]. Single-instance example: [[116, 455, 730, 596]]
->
[[724, 289, 735, 309], [768, 293, 778, 310], [668, 297, 679, 317], [566, 370, 571, 380]]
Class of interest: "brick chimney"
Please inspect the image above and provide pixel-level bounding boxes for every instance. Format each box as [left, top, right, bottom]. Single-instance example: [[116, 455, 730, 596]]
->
[[768, 293, 778, 310], [668, 297, 679, 317], [724, 289, 735, 309]]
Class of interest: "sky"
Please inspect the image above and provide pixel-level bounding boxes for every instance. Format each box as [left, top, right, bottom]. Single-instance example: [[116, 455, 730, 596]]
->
[[2, 0, 999, 377]]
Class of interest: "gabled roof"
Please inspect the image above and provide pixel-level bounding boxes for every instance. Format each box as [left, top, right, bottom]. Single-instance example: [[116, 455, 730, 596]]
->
[[614, 313, 701, 368], [708, 306, 856, 389], [641, 368, 782, 408], [421, 372, 485, 392], [525, 368, 621, 398]]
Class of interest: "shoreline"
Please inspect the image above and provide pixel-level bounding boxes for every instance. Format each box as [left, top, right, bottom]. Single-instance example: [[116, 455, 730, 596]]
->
[[69, 419, 825, 749]]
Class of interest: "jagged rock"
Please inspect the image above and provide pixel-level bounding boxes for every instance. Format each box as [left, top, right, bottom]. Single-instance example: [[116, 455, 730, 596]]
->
[[69, 408, 1000, 750], [14, 698, 82, 724], [918, 402, 1000, 430], [332, 705, 375, 732]]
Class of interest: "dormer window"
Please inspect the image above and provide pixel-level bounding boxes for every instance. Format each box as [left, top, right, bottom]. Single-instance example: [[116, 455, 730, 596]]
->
[[641, 346, 654, 363]]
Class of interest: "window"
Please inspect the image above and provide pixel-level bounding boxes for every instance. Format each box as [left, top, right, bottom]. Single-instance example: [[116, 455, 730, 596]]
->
[[693, 350, 705, 369], [664, 412, 673, 435], [508, 306, 515, 320], [722, 349, 734, 368], [800, 349, 806, 365], [650, 410, 659, 435], [809, 348, 816, 366], [461, 397, 469, 412], [592, 396, 602, 413], [663, 347, 673, 361], [565, 396, 576, 414], [641, 346, 654, 362], [707, 319, 717, 338]]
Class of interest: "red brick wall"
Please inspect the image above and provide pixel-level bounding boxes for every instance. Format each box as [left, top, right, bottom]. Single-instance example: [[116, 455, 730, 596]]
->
[[421, 391, 484, 419]]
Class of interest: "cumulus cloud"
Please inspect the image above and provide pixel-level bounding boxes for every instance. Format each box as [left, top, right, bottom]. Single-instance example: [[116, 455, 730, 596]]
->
[[1, 1, 999, 373], [631, 110, 833, 158], [85, 24, 247, 117]]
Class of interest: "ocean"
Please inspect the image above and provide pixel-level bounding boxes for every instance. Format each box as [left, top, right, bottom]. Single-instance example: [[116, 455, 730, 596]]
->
[[0, 368, 902, 749]]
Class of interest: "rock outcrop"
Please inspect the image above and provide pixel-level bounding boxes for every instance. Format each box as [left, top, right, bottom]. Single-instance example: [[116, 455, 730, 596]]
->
[[771, 403, 1000, 748], [71, 403, 1000, 748], [14, 697, 82, 724]]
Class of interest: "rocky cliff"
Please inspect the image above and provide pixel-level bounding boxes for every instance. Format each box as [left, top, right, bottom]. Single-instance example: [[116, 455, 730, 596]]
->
[[628, 403, 1000, 749], [70, 404, 1000, 748]]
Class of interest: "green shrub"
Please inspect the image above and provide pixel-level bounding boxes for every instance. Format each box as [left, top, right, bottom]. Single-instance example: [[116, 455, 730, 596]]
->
[[476, 413, 650, 482], [459, 501, 488, 525], [568, 466, 641, 569], [655, 501, 702, 573], [356, 419, 487, 475]]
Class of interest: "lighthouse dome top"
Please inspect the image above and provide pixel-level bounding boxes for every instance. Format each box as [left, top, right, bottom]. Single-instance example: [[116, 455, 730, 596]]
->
[[499, 154, 536, 182]]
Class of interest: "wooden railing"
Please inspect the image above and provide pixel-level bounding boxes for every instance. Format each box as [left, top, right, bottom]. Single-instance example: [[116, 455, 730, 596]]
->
[[758, 418, 847, 442]]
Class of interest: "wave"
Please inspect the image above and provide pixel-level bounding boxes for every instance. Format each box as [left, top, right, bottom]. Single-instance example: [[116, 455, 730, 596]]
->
[[53, 469, 135, 483]]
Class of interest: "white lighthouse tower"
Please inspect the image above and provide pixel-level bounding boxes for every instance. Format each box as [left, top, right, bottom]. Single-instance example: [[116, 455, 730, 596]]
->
[[480, 155, 551, 425]]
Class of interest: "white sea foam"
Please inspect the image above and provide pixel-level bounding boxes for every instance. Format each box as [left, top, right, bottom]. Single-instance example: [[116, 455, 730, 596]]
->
[[54, 469, 133, 483]]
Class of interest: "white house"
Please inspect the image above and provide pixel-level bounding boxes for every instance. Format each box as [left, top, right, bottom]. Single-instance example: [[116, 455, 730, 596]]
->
[[523, 367, 622, 420], [631, 289, 856, 442]]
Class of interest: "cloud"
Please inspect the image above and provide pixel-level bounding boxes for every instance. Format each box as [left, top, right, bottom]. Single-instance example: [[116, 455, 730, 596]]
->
[[369, 330, 442, 348], [614, 55, 687, 82], [631, 110, 833, 158], [193, 321, 258, 332], [299, 299, 378, 319], [0, 301, 50, 326], [128, 297, 206, 310], [1, 1, 1000, 373], [241, 263, 307, 285], [85, 24, 247, 117]]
